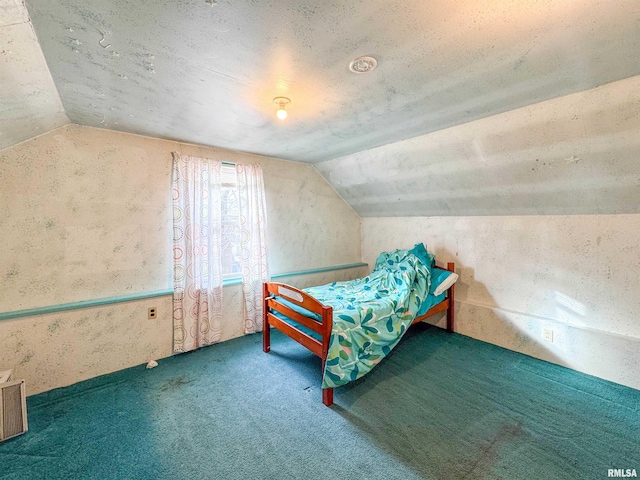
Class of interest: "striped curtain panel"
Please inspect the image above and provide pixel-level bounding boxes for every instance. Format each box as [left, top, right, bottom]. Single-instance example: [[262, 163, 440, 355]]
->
[[172, 154, 224, 352], [236, 164, 270, 334]]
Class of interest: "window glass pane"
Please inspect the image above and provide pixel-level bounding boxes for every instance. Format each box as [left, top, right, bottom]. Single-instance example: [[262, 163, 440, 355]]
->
[[221, 166, 241, 278]]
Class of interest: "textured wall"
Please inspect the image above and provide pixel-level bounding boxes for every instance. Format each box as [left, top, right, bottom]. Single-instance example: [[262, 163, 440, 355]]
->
[[363, 216, 640, 390], [0, 126, 172, 311], [0, 268, 368, 395], [0, 0, 68, 150], [0, 296, 174, 395], [0, 125, 362, 394], [316, 75, 640, 216]]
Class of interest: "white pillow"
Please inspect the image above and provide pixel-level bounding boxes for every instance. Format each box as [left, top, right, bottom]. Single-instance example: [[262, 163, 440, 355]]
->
[[433, 271, 459, 296]]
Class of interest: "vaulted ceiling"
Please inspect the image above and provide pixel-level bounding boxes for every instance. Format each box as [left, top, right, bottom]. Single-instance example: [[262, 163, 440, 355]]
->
[[2, 0, 639, 217], [20, 0, 640, 163], [0, 0, 68, 151], [316, 75, 640, 216]]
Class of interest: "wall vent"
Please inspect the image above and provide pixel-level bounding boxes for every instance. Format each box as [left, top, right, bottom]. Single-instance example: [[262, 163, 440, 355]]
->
[[0, 379, 28, 442]]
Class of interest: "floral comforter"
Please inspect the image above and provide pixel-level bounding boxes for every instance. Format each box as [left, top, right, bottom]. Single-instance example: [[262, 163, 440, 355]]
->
[[304, 249, 431, 389]]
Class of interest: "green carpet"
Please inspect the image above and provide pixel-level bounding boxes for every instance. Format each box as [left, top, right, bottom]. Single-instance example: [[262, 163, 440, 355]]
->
[[1, 325, 638, 479]]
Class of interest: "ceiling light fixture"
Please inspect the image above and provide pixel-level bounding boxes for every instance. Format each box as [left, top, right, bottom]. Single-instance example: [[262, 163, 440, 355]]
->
[[349, 56, 377, 74], [273, 97, 291, 120]]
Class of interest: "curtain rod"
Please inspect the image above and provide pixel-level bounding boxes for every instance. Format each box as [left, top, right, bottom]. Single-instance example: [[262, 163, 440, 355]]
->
[[171, 151, 235, 166]]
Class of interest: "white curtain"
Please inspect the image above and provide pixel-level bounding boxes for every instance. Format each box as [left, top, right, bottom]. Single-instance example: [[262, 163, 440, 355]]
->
[[236, 164, 270, 334], [172, 153, 223, 352]]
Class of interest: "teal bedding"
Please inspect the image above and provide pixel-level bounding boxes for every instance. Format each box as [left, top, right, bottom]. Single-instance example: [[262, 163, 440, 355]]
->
[[417, 291, 446, 316], [272, 289, 445, 342], [304, 248, 433, 389]]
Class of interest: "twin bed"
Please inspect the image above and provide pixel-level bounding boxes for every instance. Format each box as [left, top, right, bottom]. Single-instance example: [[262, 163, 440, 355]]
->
[[262, 245, 457, 407]]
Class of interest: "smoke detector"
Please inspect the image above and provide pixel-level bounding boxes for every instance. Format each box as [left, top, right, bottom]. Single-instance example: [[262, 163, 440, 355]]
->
[[349, 56, 378, 74]]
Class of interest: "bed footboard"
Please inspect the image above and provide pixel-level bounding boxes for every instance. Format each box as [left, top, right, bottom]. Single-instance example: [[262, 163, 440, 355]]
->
[[262, 282, 334, 406]]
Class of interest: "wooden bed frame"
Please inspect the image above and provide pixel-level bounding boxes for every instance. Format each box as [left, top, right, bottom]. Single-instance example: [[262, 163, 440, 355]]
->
[[262, 262, 455, 407]]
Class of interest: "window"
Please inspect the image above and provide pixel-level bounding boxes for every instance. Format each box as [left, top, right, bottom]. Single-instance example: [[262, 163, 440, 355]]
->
[[220, 164, 241, 278], [173, 154, 269, 349]]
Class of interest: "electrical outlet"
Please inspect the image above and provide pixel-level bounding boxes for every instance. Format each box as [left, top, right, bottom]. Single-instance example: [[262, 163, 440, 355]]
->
[[148, 307, 157, 320], [543, 328, 553, 343]]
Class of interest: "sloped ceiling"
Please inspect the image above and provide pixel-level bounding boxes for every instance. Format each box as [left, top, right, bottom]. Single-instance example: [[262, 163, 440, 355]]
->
[[25, 0, 640, 163], [0, 0, 68, 151], [316, 75, 640, 216]]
